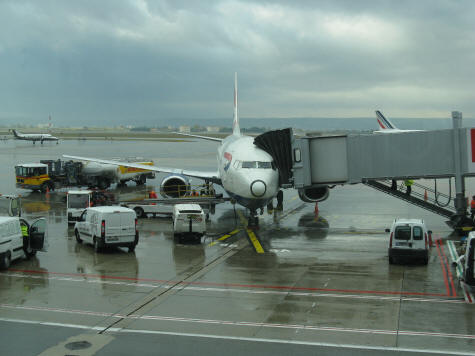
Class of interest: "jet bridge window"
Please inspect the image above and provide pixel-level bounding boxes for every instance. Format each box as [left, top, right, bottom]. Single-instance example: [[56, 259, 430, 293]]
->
[[394, 226, 411, 240]]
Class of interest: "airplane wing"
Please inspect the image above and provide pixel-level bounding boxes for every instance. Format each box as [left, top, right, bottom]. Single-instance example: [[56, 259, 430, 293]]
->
[[63, 155, 221, 184], [172, 132, 222, 142]]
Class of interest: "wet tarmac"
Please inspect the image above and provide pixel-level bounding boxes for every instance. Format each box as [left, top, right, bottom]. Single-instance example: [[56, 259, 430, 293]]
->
[[0, 139, 474, 355]]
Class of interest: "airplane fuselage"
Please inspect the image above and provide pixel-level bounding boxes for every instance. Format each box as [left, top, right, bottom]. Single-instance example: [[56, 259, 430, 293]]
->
[[217, 135, 279, 211], [12, 130, 59, 143]]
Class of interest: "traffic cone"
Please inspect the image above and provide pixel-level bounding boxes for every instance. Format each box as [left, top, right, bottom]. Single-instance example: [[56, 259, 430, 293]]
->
[[424, 190, 428, 201], [45, 186, 50, 201]]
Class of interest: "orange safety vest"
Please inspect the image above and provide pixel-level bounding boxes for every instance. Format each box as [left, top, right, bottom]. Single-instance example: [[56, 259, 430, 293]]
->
[[471, 199, 475, 210]]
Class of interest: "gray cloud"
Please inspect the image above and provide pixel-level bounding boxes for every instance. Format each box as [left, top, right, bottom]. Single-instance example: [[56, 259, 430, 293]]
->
[[0, 0, 474, 126]]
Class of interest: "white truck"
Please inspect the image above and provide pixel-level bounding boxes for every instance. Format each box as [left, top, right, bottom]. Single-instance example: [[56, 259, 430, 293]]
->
[[457, 233, 475, 287], [74, 206, 138, 252], [0, 216, 48, 269], [172, 204, 206, 242], [67, 190, 115, 224], [67, 190, 92, 224], [386, 218, 431, 265]]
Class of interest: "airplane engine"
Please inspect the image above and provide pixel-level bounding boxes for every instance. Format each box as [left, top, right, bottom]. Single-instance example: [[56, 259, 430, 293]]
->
[[160, 174, 191, 198], [298, 186, 329, 203]]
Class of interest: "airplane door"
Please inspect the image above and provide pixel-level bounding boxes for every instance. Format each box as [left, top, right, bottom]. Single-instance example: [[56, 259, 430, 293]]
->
[[29, 218, 48, 252]]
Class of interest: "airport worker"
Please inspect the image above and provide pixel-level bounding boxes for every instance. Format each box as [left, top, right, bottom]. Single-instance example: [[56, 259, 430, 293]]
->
[[404, 179, 414, 195], [470, 196, 475, 219], [391, 180, 397, 191], [21, 223, 28, 238]]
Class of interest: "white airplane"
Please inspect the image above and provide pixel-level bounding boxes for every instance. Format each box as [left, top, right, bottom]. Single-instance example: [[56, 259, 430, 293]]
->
[[64, 74, 285, 226], [375, 110, 422, 133], [11, 129, 59, 144]]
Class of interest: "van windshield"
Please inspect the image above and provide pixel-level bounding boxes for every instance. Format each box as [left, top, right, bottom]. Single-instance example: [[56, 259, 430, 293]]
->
[[394, 226, 411, 240], [179, 210, 201, 214], [413, 226, 423, 240]]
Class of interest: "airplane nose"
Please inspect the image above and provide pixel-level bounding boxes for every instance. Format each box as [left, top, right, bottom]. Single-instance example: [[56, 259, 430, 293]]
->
[[250, 180, 266, 197]]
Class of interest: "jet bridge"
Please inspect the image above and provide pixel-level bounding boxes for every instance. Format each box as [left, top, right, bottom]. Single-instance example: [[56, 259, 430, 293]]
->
[[256, 112, 475, 231]]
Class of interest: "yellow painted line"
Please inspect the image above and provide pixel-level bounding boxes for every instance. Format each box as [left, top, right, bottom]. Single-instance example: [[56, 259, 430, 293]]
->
[[208, 229, 241, 246], [246, 228, 265, 254]]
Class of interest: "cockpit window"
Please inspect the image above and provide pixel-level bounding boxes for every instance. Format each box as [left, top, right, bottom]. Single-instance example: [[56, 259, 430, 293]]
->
[[258, 162, 272, 169], [242, 161, 257, 168]]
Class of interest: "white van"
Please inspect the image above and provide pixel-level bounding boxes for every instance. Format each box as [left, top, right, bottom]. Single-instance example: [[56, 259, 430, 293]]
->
[[386, 218, 430, 264], [74, 206, 138, 252], [461, 232, 475, 287], [172, 204, 206, 242], [0, 216, 47, 269], [67, 190, 92, 224]]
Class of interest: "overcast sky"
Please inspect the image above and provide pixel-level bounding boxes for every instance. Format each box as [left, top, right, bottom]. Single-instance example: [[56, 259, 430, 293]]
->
[[0, 0, 474, 126]]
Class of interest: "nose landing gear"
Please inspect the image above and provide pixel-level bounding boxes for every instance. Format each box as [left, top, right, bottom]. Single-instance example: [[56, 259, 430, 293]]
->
[[276, 190, 283, 211], [248, 211, 259, 228]]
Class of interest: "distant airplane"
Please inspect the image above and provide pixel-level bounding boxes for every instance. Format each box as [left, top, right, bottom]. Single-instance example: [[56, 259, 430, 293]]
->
[[65, 73, 288, 226], [11, 129, 59, 144], [375, 110, 422, 133]]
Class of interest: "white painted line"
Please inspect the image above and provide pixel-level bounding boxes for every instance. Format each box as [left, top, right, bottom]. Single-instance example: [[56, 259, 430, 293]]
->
[[1, 304, 474, 341], [117, 328, 475, 355], [0, 317, 472, 355], [0, 272, 464, 304]]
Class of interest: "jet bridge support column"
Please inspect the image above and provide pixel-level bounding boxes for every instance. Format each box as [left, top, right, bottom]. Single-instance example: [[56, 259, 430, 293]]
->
[[452, 111, 467, 218]]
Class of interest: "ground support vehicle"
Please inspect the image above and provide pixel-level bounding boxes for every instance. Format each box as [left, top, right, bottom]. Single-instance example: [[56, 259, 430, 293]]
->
[[0, 216, 48, 269], [121, 196, 230, 220], [15, 158, 155, 192], [74, 206, 138, 252], [0, 194, 22, 217], [386, 218, 431, 265], [67, 190, 115, 224], [450, 234, 475, 287], [122, 201, 173, 219], [172, 204, 206, 243]]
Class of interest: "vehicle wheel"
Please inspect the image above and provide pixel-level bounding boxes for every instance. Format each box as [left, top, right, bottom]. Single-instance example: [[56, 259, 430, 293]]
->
[[23, 242, 36, 259], [134, 207, 145, 219], [128, 244, 136, 252], [423, 256, 429, 265], [75, 230, 82, 244], [0, 252, 11, 270], [94, 237, 102, 253]]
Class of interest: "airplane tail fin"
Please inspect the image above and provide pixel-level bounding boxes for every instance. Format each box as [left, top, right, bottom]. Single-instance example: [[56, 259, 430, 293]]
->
[[232, 72, 241, 136], [375, 110, 398, 130], [11, 129, 20, 138]]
